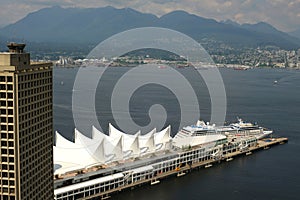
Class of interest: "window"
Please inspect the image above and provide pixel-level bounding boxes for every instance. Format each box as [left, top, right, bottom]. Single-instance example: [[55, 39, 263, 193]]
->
[[1, 132, 7, 138], [7, 77, 12, 82], [8, 126, 13, 131], [9, 165, 14, 170], [7, 93, 13, 99], [1, 141, 7, 146], [9, 149, 14, 154], [2, 172, 8, 177], [1, 149, 7, 154], [8, 118, 13, 123], [8, 141, 14, 147], [7, 101, 13, 107]]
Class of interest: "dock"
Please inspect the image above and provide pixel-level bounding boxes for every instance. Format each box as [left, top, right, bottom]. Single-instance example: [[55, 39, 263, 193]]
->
[[80, 137, 288, 200]]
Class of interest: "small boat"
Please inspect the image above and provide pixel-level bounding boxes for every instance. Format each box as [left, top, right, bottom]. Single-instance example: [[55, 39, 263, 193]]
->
[[226, 158, 233, 162], [280, 141, 286, 145], [150, 180, 160, 185], [205, 164, 212, 168], [177, 172, 186, 177]]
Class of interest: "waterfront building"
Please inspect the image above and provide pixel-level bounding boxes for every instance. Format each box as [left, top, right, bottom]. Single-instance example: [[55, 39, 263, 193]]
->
[[0, 43, 53, 200], [53, 119, 277, 200]]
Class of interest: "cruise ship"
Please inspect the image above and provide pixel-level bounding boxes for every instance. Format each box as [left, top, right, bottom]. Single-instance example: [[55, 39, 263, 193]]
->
[[53, 119, 275, 200], [176, 118, 273, 139]]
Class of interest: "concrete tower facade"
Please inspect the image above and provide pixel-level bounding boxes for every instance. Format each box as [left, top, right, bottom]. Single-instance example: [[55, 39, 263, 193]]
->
[[0, 43, 53, 200]]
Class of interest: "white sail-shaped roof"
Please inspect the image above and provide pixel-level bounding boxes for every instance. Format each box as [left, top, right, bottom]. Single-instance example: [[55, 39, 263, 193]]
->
[[53, 125, 175, 175], [92, 126, 106, 141], [54, 146, 84, 174], [92, 126, 124, 163], [109, 123, 140, 139], [74, 128, 105, 165], [108, 123, 141, 157], [75, 129, 100, 153], [143, 128, 156, 137], [130, 135, 140, 156], [55, 131, 75, 148], [109, 123, 124, 139], [91, 126, 120, 161], [123, 133, 140, 158], [112, 136, 123, 161], [139, 129, 155, 154], [93, 139, 105, 165], [54, 131, 101, 175], [102, 131, 123, 162], [154, 126, 171, 150]]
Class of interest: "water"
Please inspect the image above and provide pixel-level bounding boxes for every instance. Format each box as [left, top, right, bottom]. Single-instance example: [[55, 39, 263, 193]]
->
[[53, 67, 300, 200]]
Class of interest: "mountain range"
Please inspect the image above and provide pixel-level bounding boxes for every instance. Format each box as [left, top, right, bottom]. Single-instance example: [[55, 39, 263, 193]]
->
[[0, 6, 299, 51], [289, 28, 300, 40]]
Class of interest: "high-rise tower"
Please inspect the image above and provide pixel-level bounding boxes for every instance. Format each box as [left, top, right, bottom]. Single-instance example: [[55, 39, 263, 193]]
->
[[0, 43, 53, 200]]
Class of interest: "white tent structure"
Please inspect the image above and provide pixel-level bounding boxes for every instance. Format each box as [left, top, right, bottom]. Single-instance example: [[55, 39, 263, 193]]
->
[[108, 123, 141, 158], [54, 125, 173, 175], [54, 131, 103, 175], [139, 128, 156, 154], [74, 128, 105, 162], [154, 125, 171, 150]]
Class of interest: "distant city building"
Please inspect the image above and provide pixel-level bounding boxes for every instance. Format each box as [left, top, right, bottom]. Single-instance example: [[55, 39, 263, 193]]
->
[[0, 43, 53, 199]]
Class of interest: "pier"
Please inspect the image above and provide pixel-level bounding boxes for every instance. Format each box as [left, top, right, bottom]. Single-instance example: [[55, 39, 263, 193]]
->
[[78, 137, 288, 200]]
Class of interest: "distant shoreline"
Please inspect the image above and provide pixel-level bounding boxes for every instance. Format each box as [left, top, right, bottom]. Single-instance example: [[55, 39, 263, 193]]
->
[[52, 63, 300, 70]]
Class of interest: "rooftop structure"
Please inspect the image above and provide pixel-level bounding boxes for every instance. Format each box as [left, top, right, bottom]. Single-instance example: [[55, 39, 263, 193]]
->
[[54, 124, 172, 176], [6, 43, 26, 53]]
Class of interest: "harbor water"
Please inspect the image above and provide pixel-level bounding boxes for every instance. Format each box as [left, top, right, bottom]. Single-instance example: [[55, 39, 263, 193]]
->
[[54, 67, 300, 200]]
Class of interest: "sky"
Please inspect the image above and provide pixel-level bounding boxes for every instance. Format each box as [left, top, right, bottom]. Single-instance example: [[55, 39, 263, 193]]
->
[[0, 0, 300, 32]]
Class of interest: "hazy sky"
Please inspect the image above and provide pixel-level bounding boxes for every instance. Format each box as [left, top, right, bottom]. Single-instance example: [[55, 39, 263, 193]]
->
[[0, 0, 300, 32]]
